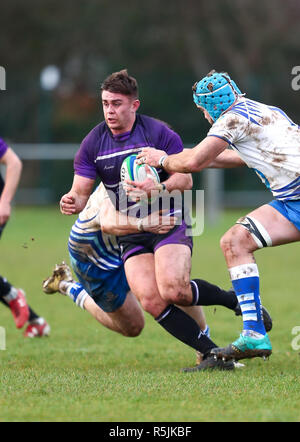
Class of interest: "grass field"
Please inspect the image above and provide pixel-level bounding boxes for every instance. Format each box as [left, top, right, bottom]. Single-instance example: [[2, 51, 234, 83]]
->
[[0, 206, 299, 422]]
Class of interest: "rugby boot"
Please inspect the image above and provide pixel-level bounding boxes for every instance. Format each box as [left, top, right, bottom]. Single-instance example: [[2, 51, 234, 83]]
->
[[24, 317, 50, 337], [211, 333, 272, 361], [8, 289, 30, 328], [182, 355, 235, 372], [43, 261, 73, 294]]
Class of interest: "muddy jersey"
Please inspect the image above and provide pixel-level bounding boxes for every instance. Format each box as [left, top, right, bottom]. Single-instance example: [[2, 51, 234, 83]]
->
[[68, 184, 122, 271], [208, 97, 300, 201]]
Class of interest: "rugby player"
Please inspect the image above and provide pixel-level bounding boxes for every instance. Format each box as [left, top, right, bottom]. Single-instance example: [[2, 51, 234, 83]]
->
[[0, 137, 50, 337], [43, 183, 209, 341], [138, 69, 299, 361], [59, 70, 271, 370], [48, 183, 270, 370]]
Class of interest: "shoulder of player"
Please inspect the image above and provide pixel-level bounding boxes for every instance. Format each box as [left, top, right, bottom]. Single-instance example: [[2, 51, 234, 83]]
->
[[80, 121, 107, 145], [213, 109, 248, 130], [77, 122, 109, 162], [138, 114, 181, 143]]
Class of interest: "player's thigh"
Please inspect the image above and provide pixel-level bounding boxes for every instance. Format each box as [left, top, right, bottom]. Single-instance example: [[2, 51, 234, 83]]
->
[[124, 253, 156, 297], [154, 244, 192, 290], [108, 291, 144, 330], [124, 253, 167, 315], [247, 204, 300, 246]]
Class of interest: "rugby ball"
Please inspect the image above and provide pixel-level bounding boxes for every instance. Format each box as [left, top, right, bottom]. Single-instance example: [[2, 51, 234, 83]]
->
[[120, 154, 160, 185], [120, 154, 160, 203]]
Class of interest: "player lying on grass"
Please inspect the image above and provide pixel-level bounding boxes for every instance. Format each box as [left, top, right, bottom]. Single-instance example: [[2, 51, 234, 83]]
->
[[43, 183, 272, 371], [137, 69, 299, 362], [0, 137, 50, 337]]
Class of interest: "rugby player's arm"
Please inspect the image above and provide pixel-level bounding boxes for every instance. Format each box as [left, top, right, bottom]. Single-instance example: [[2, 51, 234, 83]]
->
[[161, 170, 193, 192], [99, 196, 175, 236], [0, 147, 22, 225], [60, 174, 95, 215], [208, 147, 246, 168], [162, 136, 228, 173], [139, 136, 228, 173]]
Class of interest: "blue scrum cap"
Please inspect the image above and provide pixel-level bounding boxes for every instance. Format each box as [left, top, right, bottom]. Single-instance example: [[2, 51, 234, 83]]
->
[[192, 70, 243, 122]]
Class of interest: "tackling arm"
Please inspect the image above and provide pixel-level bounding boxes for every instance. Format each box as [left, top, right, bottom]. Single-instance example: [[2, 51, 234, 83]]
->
[[99, 194, 176, 236], [138, 136, 228, 173], [208, 147, 246, 168], [125, 165, 193, 202]]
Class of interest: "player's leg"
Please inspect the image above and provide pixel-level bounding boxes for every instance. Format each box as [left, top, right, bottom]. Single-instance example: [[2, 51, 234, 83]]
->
[[154, 243, 241, 313], [155, 243, 193, 305], [43, 261, 144, 337], [178, 305, 206, 332], [78, 291, 144, 337], [154, 244, 216, 367], [125, 253, 234, 369], [0, 275, 29, 328], [82, 261, 145, 337], [178, 305, 209, 364], [0, 277, 50, 336], [124, 253, 168, 317], [212, 203, 300, 361], [99, 291, 145, 337]]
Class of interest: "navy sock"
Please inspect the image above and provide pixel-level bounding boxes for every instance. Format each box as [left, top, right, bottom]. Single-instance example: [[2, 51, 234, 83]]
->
[[28, 307, 39, 321], [156, 305, 218, 357], [190, 279, 237, 310]]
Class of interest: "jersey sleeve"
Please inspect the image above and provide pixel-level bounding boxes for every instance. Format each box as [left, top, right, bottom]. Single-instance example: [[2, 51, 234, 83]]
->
[[207, 112, 248, 145], [158, 127, 184, 154], [74, 134, 98, 180], [0, 138, 8, 160]]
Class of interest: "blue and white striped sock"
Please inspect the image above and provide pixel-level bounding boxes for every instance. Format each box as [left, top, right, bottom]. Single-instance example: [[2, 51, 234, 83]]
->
[[65, 282, 88, 310], [229, 263, 266, 337]]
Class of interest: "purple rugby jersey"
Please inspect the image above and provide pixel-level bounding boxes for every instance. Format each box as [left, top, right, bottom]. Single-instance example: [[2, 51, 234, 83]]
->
[[0, 138, 8, 159], [74, 114, 185, 215]]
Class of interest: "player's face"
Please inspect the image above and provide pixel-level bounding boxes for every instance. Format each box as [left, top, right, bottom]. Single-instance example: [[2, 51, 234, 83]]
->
[[102, 90, 140, 135]]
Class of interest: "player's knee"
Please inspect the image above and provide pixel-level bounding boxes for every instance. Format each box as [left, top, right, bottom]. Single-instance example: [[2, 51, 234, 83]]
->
[[159, 279, 191, 305], [220, 225, 253, 259], [123, 315, 145, 337], [139, 294, 168, 318]]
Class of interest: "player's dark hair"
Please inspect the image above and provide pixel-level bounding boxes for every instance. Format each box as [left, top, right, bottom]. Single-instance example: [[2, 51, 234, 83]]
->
[[101, 69, 139, 99]]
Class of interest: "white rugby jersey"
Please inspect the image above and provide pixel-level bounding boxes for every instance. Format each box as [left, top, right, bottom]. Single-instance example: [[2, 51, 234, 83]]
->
[[68, 183, 122, 270], [207, 97, 300, 201]]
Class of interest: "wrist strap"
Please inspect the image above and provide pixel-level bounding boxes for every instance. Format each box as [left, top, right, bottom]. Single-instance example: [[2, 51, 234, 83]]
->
[[137, 219, 144, 232], [158, 155, 168, 168], [158, 183, 166, 194]]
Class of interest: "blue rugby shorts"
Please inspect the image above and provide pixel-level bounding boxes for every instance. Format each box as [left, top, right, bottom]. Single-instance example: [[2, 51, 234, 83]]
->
[[69, 255, 130, 312], [268, 199, 300, 232]]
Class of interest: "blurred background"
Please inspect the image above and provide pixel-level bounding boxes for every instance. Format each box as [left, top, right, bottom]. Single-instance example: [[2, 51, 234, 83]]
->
[[1, 0, 300, 217]]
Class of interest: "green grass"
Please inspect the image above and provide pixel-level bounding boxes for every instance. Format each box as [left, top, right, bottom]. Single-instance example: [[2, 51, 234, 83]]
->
[[0, 207, 299, 422]]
